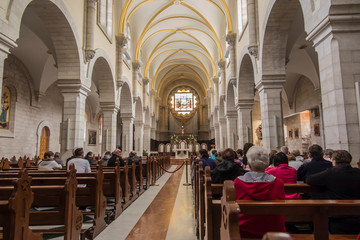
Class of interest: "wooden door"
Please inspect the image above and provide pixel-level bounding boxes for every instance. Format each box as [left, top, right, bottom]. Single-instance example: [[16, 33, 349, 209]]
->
[[39, 127, 50, 159]]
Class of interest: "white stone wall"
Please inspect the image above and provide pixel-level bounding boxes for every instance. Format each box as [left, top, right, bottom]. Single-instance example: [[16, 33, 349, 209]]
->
[[0, 57, 63, 158]]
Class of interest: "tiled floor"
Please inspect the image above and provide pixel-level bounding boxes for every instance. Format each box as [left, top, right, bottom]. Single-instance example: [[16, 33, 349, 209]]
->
[[96, 165, 196, 240]]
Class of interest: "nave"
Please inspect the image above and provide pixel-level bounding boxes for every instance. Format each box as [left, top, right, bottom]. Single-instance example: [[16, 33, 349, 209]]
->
[[96, 165, 196, 240]]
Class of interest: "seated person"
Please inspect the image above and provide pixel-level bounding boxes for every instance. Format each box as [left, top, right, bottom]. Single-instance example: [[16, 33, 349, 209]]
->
[[234, 149, 244, 167], [67, 148, 91, 173], [214, 152, 223, 165], [38, 151, 63, 170], [85, 151, 94, 164], [234, 146, 286, 238], [198, 149, 216, 170], [266, 152, 301, 199], [102, 151, 111, 166], [210, 149, 217, 159], [127, 151, 140, 165], [212, 148, 246, 184], [54, 152, 63, 166], [107, 149, 124, 167], [306, 150, 360, 234]]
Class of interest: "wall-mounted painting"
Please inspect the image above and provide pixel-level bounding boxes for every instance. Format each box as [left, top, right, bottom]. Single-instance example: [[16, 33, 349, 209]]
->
[[294, 128, 299, 139], [288, 129, 293, 139], [88, 129, 97, 145], [314, 124, 320, 136]]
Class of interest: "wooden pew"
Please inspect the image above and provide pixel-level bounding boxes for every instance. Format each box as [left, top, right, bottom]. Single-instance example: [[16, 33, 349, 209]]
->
[[0, 169, 42, 240], [0, 165, 84, 239], [142, 156, 151, 189], [220, 180, 360, 240]]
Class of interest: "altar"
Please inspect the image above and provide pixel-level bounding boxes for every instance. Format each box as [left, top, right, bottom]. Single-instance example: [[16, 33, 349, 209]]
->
[[173, 140, 190, 159]]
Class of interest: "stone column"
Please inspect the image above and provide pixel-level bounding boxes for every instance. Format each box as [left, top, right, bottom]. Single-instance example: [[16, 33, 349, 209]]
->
[[57, 81, 90, 154], [143, 78, 149, 104], [307, 11, 360, 161], [150, 90, 156, 114], [219, 117, 227, 150], [116, 35, 128, 86], [237, 101, 254, 149], [218, 60, 226, 96], [0, 34, 17, 99], [212, 77, 219, 107], [226, 33, 237, 87], [143, 124, 151, 154], [85, 0, 98, 61], [226, 111, 238, 149], [214, 122, 220, 150], [121, 115, 134, 157], [134, 121, 144, 154], [101, 104, 119, 152], [255, 77, 285, 151], [132, 62, 140, 99], [247, 0, 258, 58]]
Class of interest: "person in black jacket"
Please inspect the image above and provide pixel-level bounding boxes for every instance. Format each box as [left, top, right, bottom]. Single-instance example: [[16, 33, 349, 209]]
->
[[107, 149, 124, 167], [297, 144, 332, 182], [306, 150, 360, 234], [211, 148, 246, 184]]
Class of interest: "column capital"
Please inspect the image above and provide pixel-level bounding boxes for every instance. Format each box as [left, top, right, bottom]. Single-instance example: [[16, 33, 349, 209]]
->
[[100, 103, 120, 112], [116, 34, 128, 49], [237, 99, 254, 110], [226, 33, 237, 46], [217, 60, 226, 69], [121, 113, 135, 121], [142, 77, 149, 85], [134, 120, 144, 126], [57, 81, 90, 96], [226, 111, 238, 118], [117, 80, 124, 88], [255, 75, 286, 92], [212, 77, 219, 84], [132, 61, 141, 71], [248, 45, 258, 58]]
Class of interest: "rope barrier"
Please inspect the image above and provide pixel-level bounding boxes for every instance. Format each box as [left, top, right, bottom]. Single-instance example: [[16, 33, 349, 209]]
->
[[155, 160, 185, 173]]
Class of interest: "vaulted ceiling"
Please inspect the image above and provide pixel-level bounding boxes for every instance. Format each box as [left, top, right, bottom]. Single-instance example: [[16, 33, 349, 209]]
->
[[118, 0, 234, 99]]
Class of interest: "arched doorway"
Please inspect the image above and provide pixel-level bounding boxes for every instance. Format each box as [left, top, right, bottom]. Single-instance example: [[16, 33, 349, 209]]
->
[[39, 126, 50, 158]]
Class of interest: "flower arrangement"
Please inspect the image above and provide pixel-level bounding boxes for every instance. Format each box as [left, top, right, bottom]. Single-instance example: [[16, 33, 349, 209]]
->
[[170, 134, 179, 143], [142, 149, 148, 156], [187, 134, 196, 143]]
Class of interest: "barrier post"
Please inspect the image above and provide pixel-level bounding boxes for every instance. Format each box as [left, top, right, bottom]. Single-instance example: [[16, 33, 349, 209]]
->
[[150, 157, 159, 186], [183, 158, 191, 186]]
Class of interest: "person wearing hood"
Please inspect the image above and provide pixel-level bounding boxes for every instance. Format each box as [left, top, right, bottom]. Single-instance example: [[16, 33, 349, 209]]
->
[[102, 151, 111, 166], [85, 151, 94, 164], [38, 151, 63, 170], [211, 148, 246, 184], [234, 146, 286, 238]]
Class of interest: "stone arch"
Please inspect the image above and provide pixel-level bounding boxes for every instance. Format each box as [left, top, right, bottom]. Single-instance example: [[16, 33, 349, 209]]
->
[[89, 51, 116, 105], [119, 82, 133, 115], [260, 0, 302, 76], [9, 0, 83, 81], [238, 54, 255, 102]]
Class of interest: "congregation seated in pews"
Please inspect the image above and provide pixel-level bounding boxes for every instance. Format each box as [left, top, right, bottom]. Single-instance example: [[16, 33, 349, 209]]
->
[[192, 143, 360, 239], [0, 148, 170, 239]]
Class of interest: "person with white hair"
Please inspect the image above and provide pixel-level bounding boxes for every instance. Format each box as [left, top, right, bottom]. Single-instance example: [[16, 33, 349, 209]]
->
[[234, 146, 286, 238]]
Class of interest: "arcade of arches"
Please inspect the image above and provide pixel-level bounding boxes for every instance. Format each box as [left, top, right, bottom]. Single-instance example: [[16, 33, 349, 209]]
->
[[0, 0, 359, 162]]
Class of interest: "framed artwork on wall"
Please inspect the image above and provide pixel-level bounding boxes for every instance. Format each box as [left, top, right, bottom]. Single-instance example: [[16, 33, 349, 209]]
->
[[88, 129, 97, 145], [314, 124, 320, 136], [288, 129, 293, 139], [294, 128, 299, 139]]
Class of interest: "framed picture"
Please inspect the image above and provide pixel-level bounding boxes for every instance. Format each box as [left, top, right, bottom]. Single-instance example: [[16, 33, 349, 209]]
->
[[288, 129, 293, 139], [314, 124, 320, 136], [88, 129, 97, 145], [294, 128, 299, 139]]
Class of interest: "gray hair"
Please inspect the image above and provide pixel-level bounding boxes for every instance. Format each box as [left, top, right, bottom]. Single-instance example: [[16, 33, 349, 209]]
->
[[280, 146, 289, 155], [247, 146, 269, 172]]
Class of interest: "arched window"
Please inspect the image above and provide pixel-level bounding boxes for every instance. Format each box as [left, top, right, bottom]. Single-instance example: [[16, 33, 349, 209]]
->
[[0, 86, 10, 129], [98, 0, 113, 40], [237, 0, 248, 35]]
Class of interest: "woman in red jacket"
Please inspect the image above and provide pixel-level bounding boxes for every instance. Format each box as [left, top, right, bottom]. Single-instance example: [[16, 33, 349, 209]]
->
[[234, 146, 286, 238]]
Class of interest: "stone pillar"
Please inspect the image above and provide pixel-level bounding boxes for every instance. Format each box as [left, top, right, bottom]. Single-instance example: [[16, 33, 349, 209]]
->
[[237, 101, 254, 149], [143, 124, 151, 154], [307, 11, 360, 162], [150, 90, 156, 114], [101, 104, 119, 152], [226, 112, 238, 149], [212, 77, 219, 107], [132, 62, 140, 99], [218, 60, 226, 96], [116, 35, 128, 86], [247, 0, 258, 57], [134, 121, 144, 154], [0, 34, 17, 99], [226, 33, 237, 87], [255, 77, 285, 151], [57, 81, 90, 154], [219, 117, 227, 150], [85, 0, 98, 61], [121, 115, 134, 157], [143, 78, 149, 103], [214, 122, 220, 150]]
